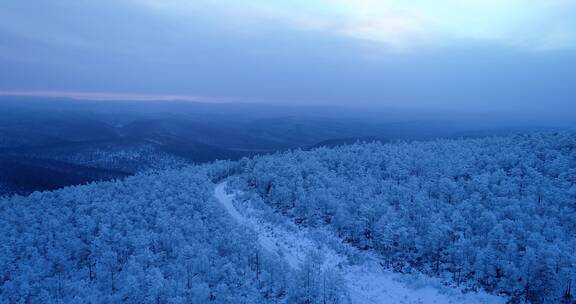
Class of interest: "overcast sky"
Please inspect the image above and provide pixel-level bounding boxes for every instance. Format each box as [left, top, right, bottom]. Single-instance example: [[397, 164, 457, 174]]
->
[[0, 0, 575, 115]]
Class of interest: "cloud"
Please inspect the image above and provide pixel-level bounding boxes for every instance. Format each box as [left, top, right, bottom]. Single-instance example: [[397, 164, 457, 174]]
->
[[130, 0, 427, 50], [0, 0, 575, 115], [5, 0, 573, 54], [130, 0, 576, 51]]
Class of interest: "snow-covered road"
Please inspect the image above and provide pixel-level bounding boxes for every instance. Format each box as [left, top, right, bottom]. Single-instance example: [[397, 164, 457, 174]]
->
[[214, 182, 505, 304]]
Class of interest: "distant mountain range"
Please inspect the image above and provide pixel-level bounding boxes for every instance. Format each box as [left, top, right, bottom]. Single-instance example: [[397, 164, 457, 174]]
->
[[0, 96, 561, 196]]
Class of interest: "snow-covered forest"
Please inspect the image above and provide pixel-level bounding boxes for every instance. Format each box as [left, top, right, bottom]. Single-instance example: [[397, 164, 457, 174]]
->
[[1, 132, 575, 303], [231, 132, 576, 303]]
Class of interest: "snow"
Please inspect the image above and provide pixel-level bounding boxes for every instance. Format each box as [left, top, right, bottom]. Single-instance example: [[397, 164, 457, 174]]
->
[[215, 181, 333, 269], [214, 181, 506, 304], [345, 263, 504, 304], [214, 182, 246, 225]]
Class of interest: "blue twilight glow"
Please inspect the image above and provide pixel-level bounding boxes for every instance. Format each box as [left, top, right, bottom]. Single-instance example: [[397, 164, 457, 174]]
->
[[135, 0, 576, 51], [0, 0, 575, 116]]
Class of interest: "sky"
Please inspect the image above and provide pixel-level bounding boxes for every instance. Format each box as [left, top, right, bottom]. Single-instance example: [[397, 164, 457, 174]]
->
[[0, 0, 575, 116]]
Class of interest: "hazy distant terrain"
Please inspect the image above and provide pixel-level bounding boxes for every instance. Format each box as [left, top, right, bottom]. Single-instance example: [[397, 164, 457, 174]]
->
[[0, 97, 565, 197]]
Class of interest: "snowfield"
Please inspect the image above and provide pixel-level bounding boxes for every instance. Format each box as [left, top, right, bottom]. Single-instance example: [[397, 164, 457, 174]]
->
[[215, 182, 506, 304]]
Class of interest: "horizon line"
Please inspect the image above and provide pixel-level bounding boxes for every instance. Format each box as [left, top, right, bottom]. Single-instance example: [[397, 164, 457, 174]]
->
[[0, 90, 244, 103]]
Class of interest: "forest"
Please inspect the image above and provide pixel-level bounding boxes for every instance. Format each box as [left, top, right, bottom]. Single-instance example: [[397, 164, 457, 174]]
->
[[231, 132, 576, 303], [1, 131, 575, 303]]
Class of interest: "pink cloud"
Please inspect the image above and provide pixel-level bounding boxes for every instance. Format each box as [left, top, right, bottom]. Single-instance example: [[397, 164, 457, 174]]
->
[[0, 90, 242, 103]]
